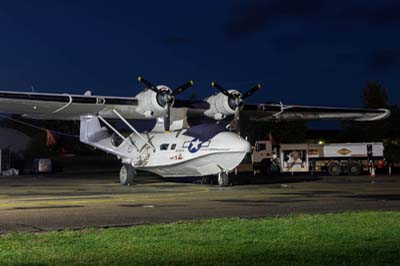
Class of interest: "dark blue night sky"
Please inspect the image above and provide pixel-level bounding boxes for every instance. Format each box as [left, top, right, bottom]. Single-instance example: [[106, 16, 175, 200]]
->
[[0, 0, 399, 108]]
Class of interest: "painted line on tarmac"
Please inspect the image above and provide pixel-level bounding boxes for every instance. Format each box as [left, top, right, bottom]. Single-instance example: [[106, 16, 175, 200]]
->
[[5, 186, 210, 202], [0, 186, 212, 209], [0, 184, 321, 209]]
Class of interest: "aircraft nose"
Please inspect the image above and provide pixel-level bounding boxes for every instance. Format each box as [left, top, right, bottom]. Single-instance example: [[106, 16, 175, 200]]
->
[[236, 136, 251, 153], [242, 139, 252, 153], [217, 132, 251, 153]]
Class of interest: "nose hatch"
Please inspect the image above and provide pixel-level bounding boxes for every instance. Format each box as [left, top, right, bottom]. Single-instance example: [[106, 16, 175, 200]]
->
[[230, 133, 251, 153], [215, 132, 251, 153], [240, 138, 252, 153]]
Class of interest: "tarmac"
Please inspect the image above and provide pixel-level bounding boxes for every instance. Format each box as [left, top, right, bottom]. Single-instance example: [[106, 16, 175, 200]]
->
[[0, 171, 399, 233]]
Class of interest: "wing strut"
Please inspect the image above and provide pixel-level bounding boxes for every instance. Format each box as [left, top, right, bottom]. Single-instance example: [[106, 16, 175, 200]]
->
[[112, 109, 155, 151], [98, 115, 126, 142]]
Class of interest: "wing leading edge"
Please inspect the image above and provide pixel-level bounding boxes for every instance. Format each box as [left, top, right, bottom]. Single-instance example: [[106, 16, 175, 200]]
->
[[0, 91, 140, 120], [0, 90, 391, 122], [243, 103, 390, 122]]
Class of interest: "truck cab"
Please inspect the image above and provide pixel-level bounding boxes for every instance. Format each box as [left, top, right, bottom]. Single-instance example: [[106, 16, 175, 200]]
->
[[252, 140, 276, 175], [253, 141, 272, 162]]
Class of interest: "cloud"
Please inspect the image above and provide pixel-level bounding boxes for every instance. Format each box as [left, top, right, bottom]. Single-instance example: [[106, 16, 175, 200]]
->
[[223, 0, 326, 39], [224, 2, 271, 39], [369, 48, 400, 70], [338, 1, 400, 26], [223, 0, 400, 39]]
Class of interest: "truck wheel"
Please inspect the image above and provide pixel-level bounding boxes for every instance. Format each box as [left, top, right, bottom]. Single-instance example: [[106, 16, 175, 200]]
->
[[120, 164, 135, 185], [260, 160, 272, 176], [218, 172, 229, 187], [328, 162, 342, 176], [348, 163, 362, 176]]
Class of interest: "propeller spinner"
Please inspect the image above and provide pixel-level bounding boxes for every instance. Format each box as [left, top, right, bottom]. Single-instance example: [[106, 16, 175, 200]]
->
[[138, 76, 193, 131]]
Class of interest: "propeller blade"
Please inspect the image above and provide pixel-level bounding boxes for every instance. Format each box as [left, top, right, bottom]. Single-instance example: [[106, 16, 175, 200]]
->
[[172, 80, 194, 96], [241, 84, 261, 99], [164, 102, 171, 132], [137, 76, 159, 93], [234, 105, 242, 134], [211, 82, 231, 97]]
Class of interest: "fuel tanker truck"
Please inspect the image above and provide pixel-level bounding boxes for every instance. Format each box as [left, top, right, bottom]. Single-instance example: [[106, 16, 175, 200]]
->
[[252, 141, 384, 176]]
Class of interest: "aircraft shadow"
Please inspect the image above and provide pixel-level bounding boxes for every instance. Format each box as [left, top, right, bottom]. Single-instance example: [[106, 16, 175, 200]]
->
[[163, 172, 322, 186]]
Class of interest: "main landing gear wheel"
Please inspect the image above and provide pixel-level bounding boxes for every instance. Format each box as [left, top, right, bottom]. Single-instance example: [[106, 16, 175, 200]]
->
[[218, 172, 229, 187], [120, 164, 135, 185]]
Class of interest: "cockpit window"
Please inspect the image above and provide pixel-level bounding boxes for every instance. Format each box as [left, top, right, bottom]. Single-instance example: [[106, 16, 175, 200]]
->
[[110, 133, 123, 147], [170, 144, 177, 150], [256, 143, 266, 152], [160, 144, 169, 150]]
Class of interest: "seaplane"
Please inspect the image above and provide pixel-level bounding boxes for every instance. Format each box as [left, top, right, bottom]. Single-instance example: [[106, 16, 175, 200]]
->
[[0, 76, 390, 186]]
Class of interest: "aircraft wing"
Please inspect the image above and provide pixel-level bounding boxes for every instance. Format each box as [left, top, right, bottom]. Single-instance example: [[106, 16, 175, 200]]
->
[[242, 103, 390, 122], [175, 100, 390, 122], [0, 91, 142, 120], [0, 90, 390, 123]]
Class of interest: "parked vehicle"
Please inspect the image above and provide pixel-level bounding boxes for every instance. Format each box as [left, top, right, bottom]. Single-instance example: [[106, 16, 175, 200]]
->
[[24, 158, 52, 174], [252, 141, 384, 176]]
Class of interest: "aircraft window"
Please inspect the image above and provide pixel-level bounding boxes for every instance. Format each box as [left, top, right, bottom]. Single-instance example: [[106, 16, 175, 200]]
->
[[111, 133, 123, 147], [160, 144, 169, 150], [256, 143, 266, 152], [170, 144, 177, 150]]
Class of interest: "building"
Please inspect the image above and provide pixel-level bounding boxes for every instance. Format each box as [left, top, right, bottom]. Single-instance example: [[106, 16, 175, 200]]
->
[[0, 127, 31, 171]]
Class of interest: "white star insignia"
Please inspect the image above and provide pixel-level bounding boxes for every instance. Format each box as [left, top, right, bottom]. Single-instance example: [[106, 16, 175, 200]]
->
[[190, 139, 202, 151]]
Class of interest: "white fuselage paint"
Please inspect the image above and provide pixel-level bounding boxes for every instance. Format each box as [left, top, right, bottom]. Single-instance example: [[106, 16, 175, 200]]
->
[[79, 116, 251, 178], [134, 131, 251, 177]]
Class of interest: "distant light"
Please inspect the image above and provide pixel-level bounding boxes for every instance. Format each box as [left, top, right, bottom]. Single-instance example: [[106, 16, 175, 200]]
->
[[318, 140, 325, 145]]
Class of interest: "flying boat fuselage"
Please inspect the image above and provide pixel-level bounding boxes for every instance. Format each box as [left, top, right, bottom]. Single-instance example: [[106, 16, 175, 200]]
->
[[130, 130, 251, 177]]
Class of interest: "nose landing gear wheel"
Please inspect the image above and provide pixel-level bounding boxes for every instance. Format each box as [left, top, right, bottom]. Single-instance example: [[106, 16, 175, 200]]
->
[[218, 172, 229, 187], [120, 164, 135, 185]]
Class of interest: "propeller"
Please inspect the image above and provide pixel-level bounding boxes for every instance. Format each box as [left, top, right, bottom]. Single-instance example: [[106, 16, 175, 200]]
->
[[138, 76, 193, 131], [211, 82, 261, 134]]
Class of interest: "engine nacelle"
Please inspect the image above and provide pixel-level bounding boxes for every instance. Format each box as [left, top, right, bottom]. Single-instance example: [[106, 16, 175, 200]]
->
[[203, 90, 240, 120], [135, 86, 171, 118]]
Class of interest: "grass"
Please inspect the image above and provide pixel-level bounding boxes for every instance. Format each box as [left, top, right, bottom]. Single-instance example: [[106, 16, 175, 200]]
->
[[0, 211, 400, 266]]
